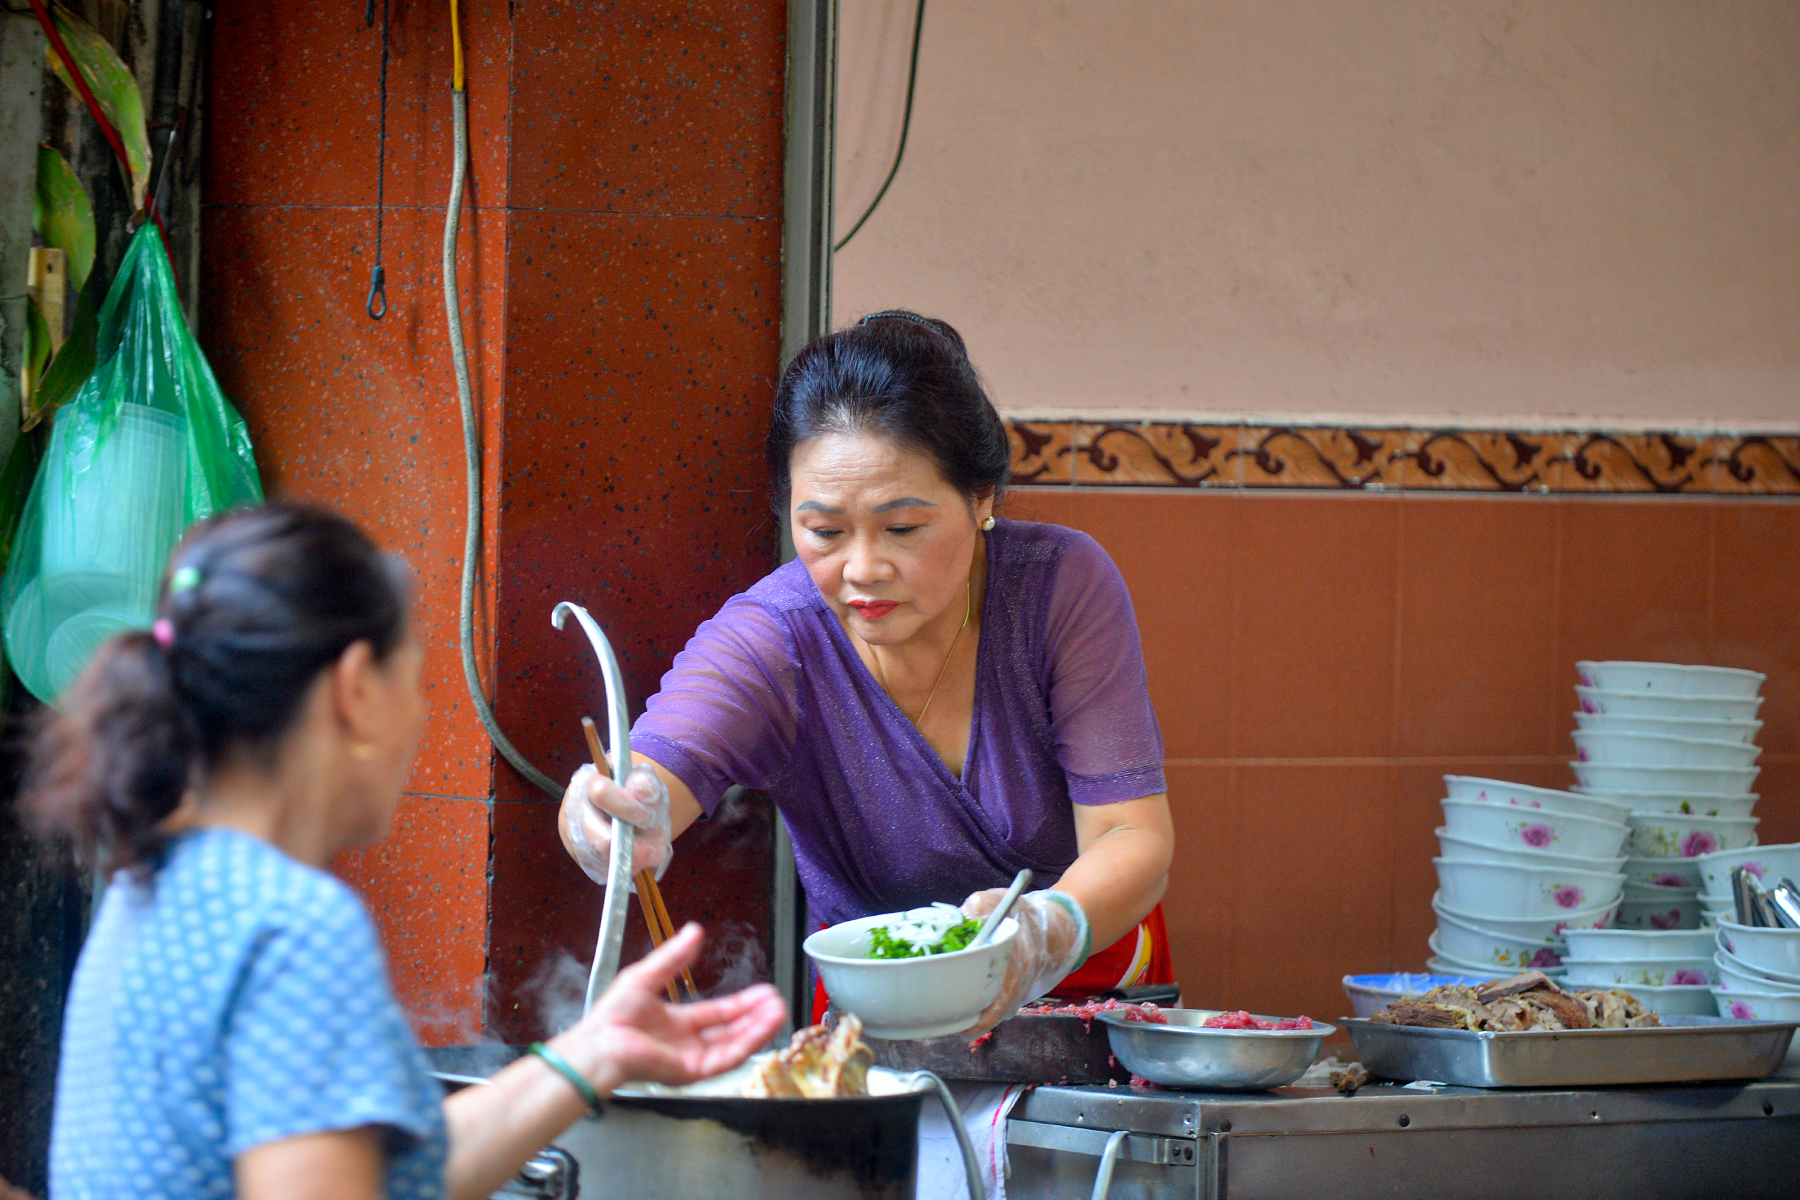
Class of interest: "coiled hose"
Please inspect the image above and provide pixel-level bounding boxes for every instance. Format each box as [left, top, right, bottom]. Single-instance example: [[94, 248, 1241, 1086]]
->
[[442, 9, 561, 799]]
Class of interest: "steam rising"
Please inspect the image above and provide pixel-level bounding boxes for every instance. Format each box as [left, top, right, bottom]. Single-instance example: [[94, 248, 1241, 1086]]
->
[[524, 947, 592, 1035]]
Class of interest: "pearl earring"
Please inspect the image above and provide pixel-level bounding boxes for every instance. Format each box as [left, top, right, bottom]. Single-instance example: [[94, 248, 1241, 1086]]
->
[[982, 516, 996, 531]]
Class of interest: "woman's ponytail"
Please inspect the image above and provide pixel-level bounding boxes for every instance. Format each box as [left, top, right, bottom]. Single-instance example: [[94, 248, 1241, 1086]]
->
[[26, 630, 198, 874], [22, 502, 409, 876]]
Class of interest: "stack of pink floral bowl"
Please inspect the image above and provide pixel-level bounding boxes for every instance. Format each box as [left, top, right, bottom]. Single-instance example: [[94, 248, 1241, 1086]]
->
[[1570, 661, 1766, 930], [1713, 921, 1800, 1024], [1559, 928, 1719, 1015], [1428, 776, 1631, 978]]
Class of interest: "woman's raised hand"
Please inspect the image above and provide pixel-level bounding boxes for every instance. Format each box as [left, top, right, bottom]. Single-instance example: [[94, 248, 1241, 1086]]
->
[[562, 924, 786, 1090], [558, 762, 674, 884]]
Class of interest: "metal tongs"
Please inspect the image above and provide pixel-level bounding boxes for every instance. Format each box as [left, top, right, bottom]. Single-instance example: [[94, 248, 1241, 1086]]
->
[[1731, 866, 1800, 929], [551, 602, 636, 1012]]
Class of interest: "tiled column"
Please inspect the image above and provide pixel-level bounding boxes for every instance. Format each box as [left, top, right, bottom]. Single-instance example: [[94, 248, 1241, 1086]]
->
[[201, 1, 785, 1044]]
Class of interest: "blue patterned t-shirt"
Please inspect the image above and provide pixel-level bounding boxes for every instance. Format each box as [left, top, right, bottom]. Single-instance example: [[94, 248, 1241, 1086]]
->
[[50, 827, 447, 1200]]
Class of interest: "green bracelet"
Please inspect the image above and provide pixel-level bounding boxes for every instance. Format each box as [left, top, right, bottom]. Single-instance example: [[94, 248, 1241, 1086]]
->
[[527, 1042, 604, 1117]]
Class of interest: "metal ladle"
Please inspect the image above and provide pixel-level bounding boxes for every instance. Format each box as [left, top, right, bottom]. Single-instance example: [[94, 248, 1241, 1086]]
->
[[551, 601, 635, 1013]]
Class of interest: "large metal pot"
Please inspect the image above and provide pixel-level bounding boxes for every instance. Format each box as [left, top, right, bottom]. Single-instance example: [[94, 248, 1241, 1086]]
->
[[441, 1056, 983, 1200]]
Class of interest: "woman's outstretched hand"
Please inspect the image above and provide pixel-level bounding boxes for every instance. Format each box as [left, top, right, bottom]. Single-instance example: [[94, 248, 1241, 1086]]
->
[[558, 762, 674, 884], [560, 923, 787, 1092], [444, 924, 785, 1200]]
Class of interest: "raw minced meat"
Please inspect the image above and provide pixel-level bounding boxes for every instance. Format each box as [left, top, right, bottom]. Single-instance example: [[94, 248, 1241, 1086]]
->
[[1019, 998, 1170, 1033], [1202, 1010, 1314, 1031]]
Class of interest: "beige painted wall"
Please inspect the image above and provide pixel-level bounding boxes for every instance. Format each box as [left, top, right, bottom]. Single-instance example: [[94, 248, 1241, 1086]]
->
[[832, 2, 1800, 429]]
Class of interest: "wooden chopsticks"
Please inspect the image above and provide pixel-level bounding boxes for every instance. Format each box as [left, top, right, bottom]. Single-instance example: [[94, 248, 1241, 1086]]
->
[[581, 717, 698, 1003]]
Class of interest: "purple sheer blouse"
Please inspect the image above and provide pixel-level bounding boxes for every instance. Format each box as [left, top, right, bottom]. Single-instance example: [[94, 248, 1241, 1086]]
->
[[631, 519, 1165, 929]]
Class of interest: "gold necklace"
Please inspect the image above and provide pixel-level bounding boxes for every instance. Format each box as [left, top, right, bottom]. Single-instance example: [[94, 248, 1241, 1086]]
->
[[874, 579, 972, 728]]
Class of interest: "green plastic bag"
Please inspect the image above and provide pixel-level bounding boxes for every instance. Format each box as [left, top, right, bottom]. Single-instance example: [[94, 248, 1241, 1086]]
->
[[2, 224, 262, 701]]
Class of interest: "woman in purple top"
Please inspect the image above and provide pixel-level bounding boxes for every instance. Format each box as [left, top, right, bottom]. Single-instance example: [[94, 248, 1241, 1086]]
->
[[560, 312, 1175, 1034]]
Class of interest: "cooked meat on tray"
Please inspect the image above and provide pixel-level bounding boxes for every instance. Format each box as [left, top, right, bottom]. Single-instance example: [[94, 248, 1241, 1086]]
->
[[743, 1013, 875, 1097], [1368, 970, 1661, 1032]]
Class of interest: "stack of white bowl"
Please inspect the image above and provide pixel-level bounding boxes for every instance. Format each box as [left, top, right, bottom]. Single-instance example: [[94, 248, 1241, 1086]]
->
[[1429, 776, 1630, 979], [1559, 928, 1720, 1015], [1712, 920, 1800, 1025], [1570, 661, 1766, 930], [1693, 845, 1800, 928]]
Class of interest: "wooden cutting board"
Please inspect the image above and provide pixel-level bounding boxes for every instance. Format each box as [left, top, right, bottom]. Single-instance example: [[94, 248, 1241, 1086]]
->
[[866, 1013, 1128, 1084], [861, 986, 1180, 1084]]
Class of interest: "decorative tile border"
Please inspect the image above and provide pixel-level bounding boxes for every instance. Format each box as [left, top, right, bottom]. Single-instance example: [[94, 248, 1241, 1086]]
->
[[1007, 421, 1800, 495]]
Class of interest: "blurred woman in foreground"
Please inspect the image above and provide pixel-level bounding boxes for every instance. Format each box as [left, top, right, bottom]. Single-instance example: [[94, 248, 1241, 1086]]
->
[[30, 503, 784, 1200]]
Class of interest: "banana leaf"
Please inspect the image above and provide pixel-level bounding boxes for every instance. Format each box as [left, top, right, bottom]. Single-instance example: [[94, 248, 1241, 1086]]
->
[[22, 255, 108, 430], [44, 4, 150, 211], [34, 144, 95, 293], [21, 300, 51, 407]]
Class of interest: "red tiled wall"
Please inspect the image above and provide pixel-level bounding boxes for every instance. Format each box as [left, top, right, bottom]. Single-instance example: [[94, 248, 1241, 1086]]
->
[[201, 1, 785, 1043], [1006, 489, 1800, 1024]]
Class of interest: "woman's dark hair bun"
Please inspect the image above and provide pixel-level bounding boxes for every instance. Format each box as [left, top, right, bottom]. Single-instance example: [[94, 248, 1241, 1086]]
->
[[24, 502, 411, 876], [767, 310, 1011, 511]]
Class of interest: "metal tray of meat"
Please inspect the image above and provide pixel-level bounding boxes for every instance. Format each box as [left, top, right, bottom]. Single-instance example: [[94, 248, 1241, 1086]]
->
[[1342, 1015, 1799, 1089]]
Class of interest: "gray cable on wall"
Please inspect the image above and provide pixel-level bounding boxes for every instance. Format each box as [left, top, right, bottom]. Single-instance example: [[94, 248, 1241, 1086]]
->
[[442, 85, 563, 801]]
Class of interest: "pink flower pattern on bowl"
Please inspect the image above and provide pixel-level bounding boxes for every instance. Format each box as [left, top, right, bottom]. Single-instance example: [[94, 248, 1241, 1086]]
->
[[1649, 910, 1684, 930], [1580, 697, 1598, 714], [1680, 831, 1719, 858], [1729, 1000, 1755, 1021], [1651, 873, 1688, 888], [1576, 746, 1590, 762], [1670, 969, 1707, 986], [1743, 861, 1766, 881], [1519, 823, 1554, 848], [1552, 885, 1585, 910], [1527, 948, 1563, 968]]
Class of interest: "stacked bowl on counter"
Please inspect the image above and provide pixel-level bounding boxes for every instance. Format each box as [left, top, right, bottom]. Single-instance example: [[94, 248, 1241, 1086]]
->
[[1712, 919, 1800, 1024], [1428, 776, 1630, 980], [1706, 921, 1800, 1021], [1569, 661, 1766, 930], [1557, 928, 1720, 1015]]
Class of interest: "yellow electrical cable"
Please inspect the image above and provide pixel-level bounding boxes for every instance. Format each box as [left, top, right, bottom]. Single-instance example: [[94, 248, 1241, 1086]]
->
[[449, 0, 465, 91]]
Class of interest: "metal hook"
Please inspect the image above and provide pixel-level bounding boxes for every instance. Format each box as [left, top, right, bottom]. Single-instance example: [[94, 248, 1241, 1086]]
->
[[913, 1071, 986, 1200], [366, 264, 387, 320], [552, 601, 636, 1012], [1091, 1129, 1130, 1200]]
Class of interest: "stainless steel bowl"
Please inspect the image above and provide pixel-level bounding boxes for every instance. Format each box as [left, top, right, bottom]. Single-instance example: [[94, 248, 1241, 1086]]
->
[[1099, 1009, 1335, 1091]]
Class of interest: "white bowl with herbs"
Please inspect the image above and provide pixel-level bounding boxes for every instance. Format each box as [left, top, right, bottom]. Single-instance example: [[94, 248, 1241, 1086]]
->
[[805, 904, 1019, 1040]]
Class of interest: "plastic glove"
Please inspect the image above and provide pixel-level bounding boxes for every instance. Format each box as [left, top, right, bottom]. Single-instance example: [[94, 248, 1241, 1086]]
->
[[558, 762, 673, 885], [956, 889, 1091, 1037]]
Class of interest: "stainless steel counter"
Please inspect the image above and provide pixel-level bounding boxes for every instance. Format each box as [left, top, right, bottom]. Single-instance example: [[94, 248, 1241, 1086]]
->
[[1005, 1079, 1800, 1200]]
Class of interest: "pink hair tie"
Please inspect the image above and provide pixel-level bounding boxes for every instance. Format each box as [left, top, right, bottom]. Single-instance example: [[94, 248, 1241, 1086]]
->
[[152, 619, 175, 649]]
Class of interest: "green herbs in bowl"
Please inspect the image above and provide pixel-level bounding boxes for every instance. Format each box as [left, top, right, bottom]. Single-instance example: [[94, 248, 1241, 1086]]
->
[[865, 903, 982, 959]]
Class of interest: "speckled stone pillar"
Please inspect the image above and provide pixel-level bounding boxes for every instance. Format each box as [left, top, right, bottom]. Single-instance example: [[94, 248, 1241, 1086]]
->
[[200, 0, 785, 1044]]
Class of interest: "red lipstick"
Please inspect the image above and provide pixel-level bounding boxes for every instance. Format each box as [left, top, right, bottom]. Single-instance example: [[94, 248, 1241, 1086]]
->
[[848, 599, 899, 620]]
